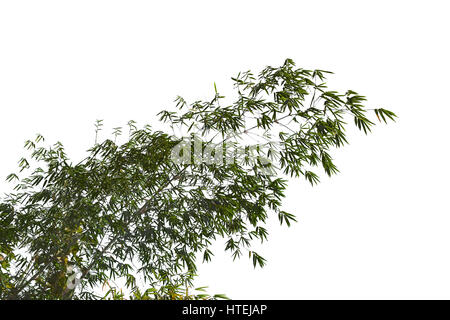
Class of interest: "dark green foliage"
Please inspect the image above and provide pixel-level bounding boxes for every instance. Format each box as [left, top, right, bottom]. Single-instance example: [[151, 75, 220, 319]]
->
[[0, 59, 396, 299]]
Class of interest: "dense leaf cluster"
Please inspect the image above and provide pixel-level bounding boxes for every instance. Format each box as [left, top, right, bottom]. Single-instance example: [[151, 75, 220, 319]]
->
[[0, 59, 395, 299]]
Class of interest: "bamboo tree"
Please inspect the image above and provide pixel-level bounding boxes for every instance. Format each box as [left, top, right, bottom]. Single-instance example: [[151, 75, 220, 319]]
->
[[0, 59, 396, 299]]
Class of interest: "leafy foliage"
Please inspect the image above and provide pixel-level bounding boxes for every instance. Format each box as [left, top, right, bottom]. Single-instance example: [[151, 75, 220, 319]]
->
[[0, 59, 396, 299], [101, 273, 229, 300]]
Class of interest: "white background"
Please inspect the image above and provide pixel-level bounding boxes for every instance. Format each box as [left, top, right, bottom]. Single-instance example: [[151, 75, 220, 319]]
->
[[1, 0, 449, 299]]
